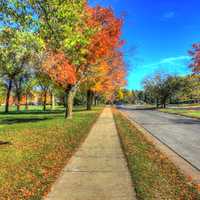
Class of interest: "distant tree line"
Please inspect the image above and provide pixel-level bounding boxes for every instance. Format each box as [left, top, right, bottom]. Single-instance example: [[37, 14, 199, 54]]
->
[[136, 73, 200, 108]]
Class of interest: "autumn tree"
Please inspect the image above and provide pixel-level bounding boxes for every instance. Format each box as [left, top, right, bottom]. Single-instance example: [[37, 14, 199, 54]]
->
[[40, 3, 125, 115], [189, 43, 200, 73], [88, 50, 126, 106], [1, 1, 126, 117], [42, 51, 76, 116], [116, 89, 136, 104], [83, 6, 125, 110], [36, 0, 96, 117], [102, 53, 126, 103], [1, 0, 91, 117]]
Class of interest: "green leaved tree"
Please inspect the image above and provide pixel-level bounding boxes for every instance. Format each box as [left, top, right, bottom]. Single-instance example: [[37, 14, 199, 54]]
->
[[0, 28, 44, 112]]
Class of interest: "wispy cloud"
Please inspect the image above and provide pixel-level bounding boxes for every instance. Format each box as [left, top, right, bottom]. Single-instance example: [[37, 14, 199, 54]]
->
[[161, 11, 175, 21], [142, 56, 190, 69], [163, 11, 175, 18], [158, 55, 190, 65]]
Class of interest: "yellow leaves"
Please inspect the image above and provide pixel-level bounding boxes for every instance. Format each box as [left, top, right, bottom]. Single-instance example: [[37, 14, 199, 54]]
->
[[196, 183, 200, 192], [19, 187, 34, 199], [116, 89, 124, 100]]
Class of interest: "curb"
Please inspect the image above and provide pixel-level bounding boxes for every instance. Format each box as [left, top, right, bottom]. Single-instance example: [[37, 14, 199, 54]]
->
[[118, 109, 200, 188], [158, 109, 200, 121]]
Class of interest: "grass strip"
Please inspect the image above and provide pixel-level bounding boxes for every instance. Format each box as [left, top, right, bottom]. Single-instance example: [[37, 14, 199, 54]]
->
[[159, 108, 200, 120]]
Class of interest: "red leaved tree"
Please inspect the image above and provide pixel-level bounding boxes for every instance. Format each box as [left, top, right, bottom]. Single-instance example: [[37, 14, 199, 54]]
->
[[41, 5, 125, 116], [42, 51, 76, 118], [84, 6, 125, 109], [189, 43, 200, 73], [96, 51, 126, 103]]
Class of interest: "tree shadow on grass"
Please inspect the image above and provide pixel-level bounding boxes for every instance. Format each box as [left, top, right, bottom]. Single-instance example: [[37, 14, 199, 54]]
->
[[0, 141, 12, 145], [0, 117, 51, 125], [0, 107, 88, 115], [73, 108, 87, 112], [0, 110, 64, 115]]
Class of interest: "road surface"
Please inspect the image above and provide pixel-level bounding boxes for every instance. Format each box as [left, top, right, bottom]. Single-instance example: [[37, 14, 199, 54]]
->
[[119, 105, 200, 171]]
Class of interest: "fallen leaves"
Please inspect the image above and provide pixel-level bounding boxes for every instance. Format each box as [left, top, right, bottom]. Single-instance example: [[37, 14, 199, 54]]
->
[[0, 108, 102, 199]]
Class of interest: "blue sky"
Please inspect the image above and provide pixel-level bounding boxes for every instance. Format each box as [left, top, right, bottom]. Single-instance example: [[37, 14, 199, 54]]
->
[[90, 0, 200, 90]]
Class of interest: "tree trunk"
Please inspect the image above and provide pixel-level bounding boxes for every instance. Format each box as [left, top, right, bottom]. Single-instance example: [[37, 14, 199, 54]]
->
[[162, 97, 167, 108], [156, 98, 159, 108], [87, 89, 93, 111], [5, 80, 12, 113], [65, 86, 76, 119], [43, 91, 47, 111], [63, 93, 67, 108], [16, 93, 21, 112], [25, 94, 29, 110], [161, 99, 166, 108], [51, 92, 55, 110], [94, 96, 98, 106]]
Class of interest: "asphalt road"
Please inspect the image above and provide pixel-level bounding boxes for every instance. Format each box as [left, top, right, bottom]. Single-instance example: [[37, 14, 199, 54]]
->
[[119, 105, 200, 171]]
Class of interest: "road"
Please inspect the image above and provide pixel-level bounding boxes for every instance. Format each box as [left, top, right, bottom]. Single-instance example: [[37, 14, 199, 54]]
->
[[119, 105, 200, 171]]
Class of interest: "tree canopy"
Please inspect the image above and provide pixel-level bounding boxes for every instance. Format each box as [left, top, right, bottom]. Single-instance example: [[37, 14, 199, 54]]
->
[[0, 0, 126, 117]]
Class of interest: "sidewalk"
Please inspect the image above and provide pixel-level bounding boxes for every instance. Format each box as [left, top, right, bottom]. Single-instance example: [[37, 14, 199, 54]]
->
[[45, 107, 137, 200]]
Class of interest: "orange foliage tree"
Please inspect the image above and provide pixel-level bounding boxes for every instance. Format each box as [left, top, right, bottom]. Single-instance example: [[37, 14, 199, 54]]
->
[[189, 43, 200, 73], [42, 4, 126, 117], [94, 51, 126, 103], [84, 6, 126, 110], [42, 51, 76, 117]]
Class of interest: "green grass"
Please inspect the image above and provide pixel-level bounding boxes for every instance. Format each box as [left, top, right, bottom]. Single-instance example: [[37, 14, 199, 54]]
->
[[159, 108, 200, 119], [0, 106, 103, 200], [113, 109, 200, 200]]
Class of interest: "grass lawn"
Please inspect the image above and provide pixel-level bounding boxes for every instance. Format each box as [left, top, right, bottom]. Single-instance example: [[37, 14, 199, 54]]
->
[[0, 106, 103, 200], [113, 109, 200, 200], [172, 103, 200, 107], [159, 108, 200, 119], [0, 105, 65, 113]]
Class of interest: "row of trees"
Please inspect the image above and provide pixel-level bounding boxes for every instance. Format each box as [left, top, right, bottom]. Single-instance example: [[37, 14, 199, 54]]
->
[[136, 41, 200, 108], [142, 73, 183, 108], [132, 74, 199, 108], [141, 74, 200, 108], [0, 0, 126, 118]]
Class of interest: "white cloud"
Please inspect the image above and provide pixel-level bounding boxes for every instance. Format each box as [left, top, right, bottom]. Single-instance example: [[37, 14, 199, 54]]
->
[[142, 55, 190, 69], [163, 11, 175, 18], [161, 11, 175, 21], [159, 55, 190, 64]]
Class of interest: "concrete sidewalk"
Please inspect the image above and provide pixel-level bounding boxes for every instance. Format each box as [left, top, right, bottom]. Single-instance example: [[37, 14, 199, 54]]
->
[[45, 107, 136, 200]]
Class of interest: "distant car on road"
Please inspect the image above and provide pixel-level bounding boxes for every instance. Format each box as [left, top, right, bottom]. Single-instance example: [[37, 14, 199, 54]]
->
[[115, 102, 124, 108]]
